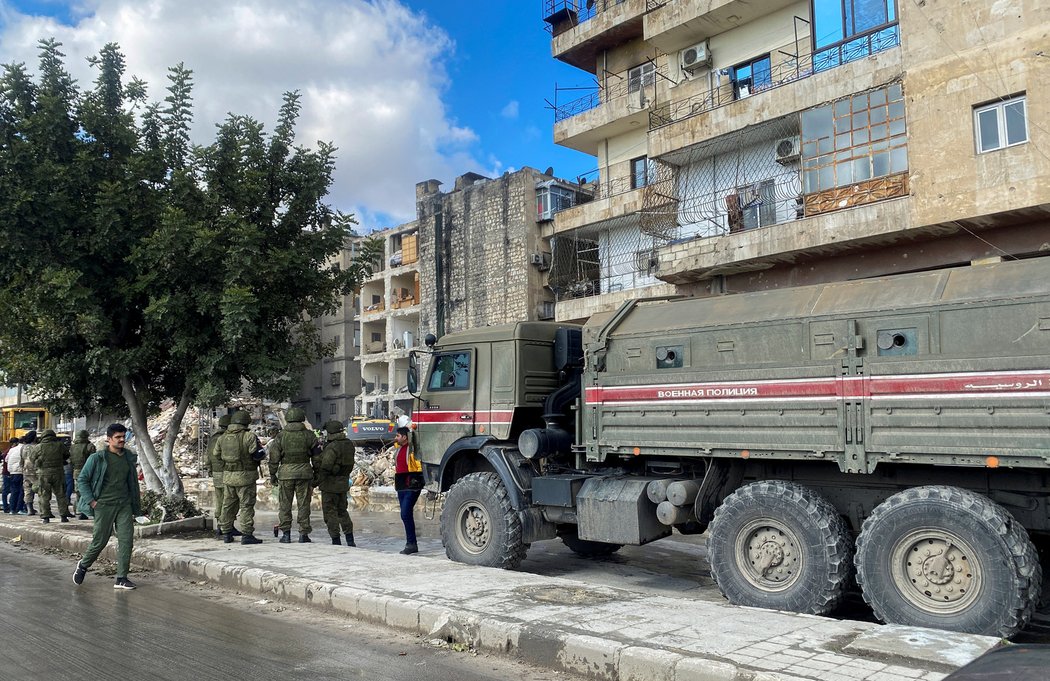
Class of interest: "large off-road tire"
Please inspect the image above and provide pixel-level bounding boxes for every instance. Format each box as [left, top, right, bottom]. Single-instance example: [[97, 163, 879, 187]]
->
[[855, 486, 1041, 638], [560, 529, 623, 558], [707, 480, 853, 615], [440, 472, 528, 569]]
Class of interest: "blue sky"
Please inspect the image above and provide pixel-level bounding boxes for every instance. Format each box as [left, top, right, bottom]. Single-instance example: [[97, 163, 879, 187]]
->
[[0, 0, 596, 230]]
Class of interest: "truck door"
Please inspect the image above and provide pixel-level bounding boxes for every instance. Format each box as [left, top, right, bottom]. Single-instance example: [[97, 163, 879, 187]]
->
[[415, 346, 477, 463]]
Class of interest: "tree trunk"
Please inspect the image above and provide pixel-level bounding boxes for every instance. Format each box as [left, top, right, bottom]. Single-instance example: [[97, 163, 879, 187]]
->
[[159, 388, 190, 496], [120, 374, 178, 495]]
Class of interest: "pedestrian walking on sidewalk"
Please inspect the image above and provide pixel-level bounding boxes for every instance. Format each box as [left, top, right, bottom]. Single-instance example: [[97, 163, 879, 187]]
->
[[73, 423, 143, 590], [217, 411, 265, 544], [4, 437, 22, 513], [1, 440, 12, 513], [21, 430, 38, 515], [317, 420, 356, 546], [35, 429, 71, 523], [68, 430, 96, 520], [393, 426, 424, 555], [268, 408, 320, 544], [206, 414, 233, 539]]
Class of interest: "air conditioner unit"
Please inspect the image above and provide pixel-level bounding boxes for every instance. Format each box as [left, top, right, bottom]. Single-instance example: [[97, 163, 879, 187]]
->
[[530, 252, 551, 270], [775, 135, 801, 164], [680, 41, 711, 73]]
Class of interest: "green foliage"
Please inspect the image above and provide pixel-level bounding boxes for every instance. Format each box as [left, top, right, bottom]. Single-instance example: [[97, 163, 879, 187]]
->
[[0, 39, 379, 420], [140, 489, 202, 523]]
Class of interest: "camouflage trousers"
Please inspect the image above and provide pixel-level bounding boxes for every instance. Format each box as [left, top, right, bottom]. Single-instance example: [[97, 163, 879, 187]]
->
[[211, 473, 225, 528], [277, 479, 313, 534], [219, 484, 255, 536], [37, 468, 69, 519], [23, 475, 37, 505], [320, 490, 353, 538]]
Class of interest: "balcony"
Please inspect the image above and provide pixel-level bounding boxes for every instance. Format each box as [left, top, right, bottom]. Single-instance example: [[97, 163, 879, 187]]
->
[[553, 64, 661, 152], [650, 25, 899, 133], [544, 0, 649, 72], [645, 0, 800, 55]]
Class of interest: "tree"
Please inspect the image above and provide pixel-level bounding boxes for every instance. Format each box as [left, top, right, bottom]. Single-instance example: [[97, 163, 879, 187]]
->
[[0, 40, 383, 494]]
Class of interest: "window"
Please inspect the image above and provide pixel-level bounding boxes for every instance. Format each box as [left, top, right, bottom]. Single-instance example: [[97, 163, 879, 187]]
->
[[371, 332, 382, 342], [353, 329, 360, 347], [801, 83, 908, 194], [812, 0, 899, 71], [732, 55, 771, 99], [536, 184, 576, 220], [329, 403, 338, 415], [332, 335, 340, 349], [627, 62, 656, 93], [331, 371, 341, 387], [427, 351, 471, 391], [974, 96, 1028, 153], [630, 156, 654, 189]]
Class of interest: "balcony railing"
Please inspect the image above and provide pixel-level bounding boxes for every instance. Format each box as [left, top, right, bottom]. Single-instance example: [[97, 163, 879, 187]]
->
[[543, 0, 628, 34], [649, 24, 899, 131], [553, 64, 663, 123]]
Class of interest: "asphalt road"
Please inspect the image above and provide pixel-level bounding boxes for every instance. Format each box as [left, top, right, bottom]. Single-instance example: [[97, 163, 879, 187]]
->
[[0, 542, 579, 681]]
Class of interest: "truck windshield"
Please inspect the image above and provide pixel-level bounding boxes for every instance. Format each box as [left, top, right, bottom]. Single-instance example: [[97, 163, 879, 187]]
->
[[427, 351, 471, 390]]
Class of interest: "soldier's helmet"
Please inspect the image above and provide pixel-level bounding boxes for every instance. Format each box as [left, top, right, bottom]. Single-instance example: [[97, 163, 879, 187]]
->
[[286, 407, 306, 423], [323, 420, 344, 434], [76, 429, 90, 440], [42, 429, 56, 438], [231, 411, 251, 426], [217, 414, 232, 428]]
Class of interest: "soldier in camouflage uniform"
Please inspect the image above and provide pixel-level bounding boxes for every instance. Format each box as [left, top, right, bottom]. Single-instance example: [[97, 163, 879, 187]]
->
[[268, 408, 319, 543], [217, 411, 264, 544], [317, 420, 356, 546], [35, 429, 71, 523], [206, 414, 233, 539], [68, 430, 96, 520], [21, 430, 38, 516]]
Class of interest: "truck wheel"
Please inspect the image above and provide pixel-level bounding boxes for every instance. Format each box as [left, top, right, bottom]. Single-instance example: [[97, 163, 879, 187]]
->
[[560, 530, 622, 558], [708, 480, 852, 615], [441, 472, 528, 569], [855, 486, 1041, 638]]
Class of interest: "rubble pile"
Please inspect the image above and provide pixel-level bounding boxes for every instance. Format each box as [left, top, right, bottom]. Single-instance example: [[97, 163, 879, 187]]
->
[[351, 443, 398, 490]]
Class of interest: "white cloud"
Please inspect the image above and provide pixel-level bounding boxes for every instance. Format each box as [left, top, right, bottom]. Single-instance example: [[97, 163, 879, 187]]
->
[[0, 0, 485, 226], [500, 99, 519, 119]]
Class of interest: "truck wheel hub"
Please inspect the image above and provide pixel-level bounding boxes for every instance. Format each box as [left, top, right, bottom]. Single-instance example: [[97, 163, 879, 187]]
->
[[890, 530, 979, 612], [456, 503, 491, 552], [735, 520, 802, 591]]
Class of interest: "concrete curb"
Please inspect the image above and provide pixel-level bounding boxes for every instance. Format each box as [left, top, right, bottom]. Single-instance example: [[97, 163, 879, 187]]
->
[[0, 520, 931, 681]]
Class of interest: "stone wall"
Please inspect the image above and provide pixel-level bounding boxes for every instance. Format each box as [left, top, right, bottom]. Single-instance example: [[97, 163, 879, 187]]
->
[[416, 169, 555, 338]]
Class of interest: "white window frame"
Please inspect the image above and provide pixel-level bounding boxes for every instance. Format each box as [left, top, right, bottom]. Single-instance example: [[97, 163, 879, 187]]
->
[[627, 62, 656, 93], [974, 96, 1028, 154]]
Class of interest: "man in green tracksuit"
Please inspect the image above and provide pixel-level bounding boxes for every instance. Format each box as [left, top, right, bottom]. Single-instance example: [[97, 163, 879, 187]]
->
[[317, 420, 356, 546], [68, 430, 96, 520], [218, 411, 264, 544], [268, 408, 319, 544], [206, 414, 232, 539], [35, 428, 71, 523], [73, 423, 142, 590]]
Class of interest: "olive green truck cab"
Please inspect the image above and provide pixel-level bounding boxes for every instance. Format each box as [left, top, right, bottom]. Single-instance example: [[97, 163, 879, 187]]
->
[[409, 257, 1050, 638]]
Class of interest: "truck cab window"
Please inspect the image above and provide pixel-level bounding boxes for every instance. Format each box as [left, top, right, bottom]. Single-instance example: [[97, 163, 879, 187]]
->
[[428, 351, 471, 391]]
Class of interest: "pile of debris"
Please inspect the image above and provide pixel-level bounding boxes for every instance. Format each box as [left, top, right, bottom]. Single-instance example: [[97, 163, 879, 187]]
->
[[350, 443, 398, 490]]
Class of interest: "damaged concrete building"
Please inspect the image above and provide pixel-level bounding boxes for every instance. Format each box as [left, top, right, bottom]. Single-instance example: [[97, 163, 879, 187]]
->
[[543, 0, 1050, 321], [355, 221, 421, 420]]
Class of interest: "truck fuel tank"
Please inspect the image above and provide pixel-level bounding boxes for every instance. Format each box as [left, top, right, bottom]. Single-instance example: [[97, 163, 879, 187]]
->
[[576, 477, 672, 546]]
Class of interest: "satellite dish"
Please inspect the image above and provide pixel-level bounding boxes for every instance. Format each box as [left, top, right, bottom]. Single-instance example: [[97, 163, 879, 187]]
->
[[544, 166, 554, 177]]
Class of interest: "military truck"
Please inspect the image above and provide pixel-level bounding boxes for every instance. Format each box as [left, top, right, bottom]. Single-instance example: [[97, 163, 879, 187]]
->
[[407, 257, 1050, 638]]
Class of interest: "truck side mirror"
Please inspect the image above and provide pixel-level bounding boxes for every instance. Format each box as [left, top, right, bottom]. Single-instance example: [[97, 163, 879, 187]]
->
[[407, 352, 419, 396]]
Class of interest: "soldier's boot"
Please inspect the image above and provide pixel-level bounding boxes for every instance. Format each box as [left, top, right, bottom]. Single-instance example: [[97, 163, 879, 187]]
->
[[298, 533, 311, 543], [241, 534, 262, 545], [273, 524, 279, 537], [345, 532, 356, 547], [28, 503, 36, 515], [42, 517, 50, 523], [279, 531, 291, 544], [223, 532, 234, 544], [230, 527, 243, 537], [331, 535, 341, 545]]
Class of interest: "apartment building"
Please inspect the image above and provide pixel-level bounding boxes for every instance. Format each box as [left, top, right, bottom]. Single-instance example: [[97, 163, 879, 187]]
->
[[355, 222, 422, 420], [294, 238, 365, 427], [544, 0, 1049, 321]]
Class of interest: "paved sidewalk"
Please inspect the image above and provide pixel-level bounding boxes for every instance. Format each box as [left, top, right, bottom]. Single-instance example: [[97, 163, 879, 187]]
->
[[0, 512, 998, 681]]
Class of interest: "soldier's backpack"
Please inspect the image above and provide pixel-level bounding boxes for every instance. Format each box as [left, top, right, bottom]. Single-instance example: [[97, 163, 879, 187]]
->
[[280, 429, 312, 464], [218, 431, 243, 465]]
